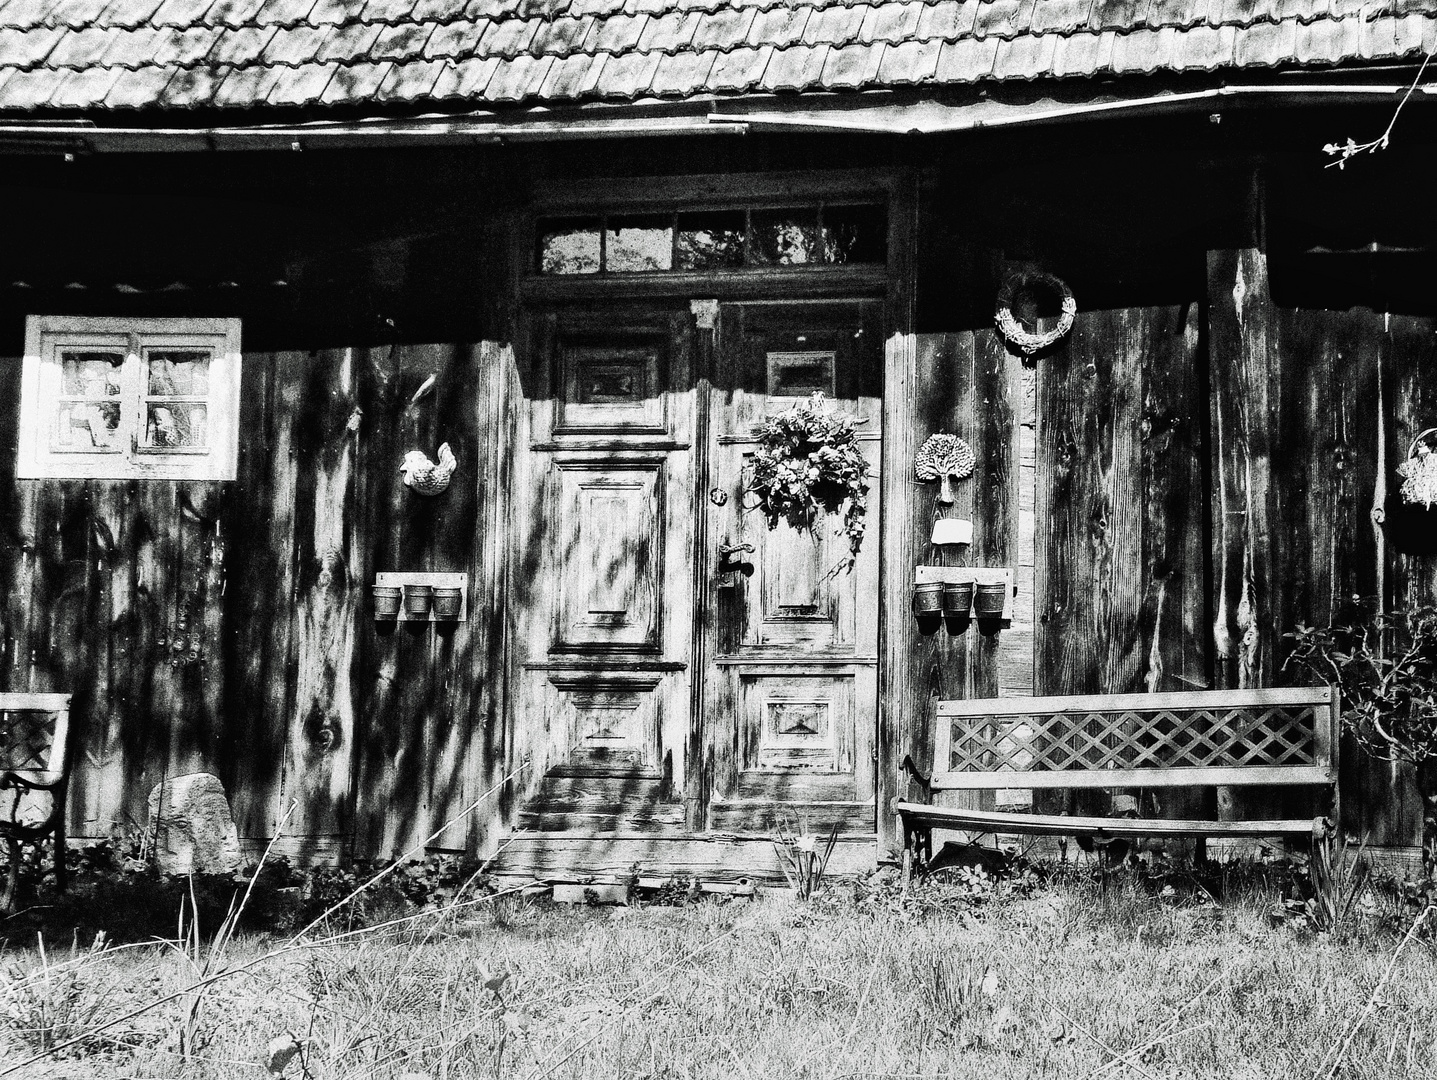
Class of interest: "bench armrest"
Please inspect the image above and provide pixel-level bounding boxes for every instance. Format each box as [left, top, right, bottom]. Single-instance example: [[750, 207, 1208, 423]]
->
[[0, 770, 66, 793], [899, 755, 933, 802]]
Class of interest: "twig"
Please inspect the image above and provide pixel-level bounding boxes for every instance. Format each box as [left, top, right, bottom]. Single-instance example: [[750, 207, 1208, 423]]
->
[[1324, 45, 1437, 168], [1311, 904, 1437, 1080]]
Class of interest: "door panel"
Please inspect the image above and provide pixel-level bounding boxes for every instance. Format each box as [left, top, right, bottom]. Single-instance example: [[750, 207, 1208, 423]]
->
[[702, 300, 883, 835], [512, 307, 693, 833], [554, 459, 662, 652]]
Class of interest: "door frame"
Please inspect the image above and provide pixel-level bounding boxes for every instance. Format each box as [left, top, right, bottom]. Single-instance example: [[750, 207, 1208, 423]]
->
[[507, 166, 919, 848]]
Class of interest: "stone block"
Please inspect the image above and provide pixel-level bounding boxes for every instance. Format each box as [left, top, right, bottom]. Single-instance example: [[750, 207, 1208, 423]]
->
[[147, 773, 242, 876]]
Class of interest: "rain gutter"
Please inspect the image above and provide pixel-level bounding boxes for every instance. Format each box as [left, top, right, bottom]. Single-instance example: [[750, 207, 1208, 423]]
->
[[0, 81, 1427, 153]]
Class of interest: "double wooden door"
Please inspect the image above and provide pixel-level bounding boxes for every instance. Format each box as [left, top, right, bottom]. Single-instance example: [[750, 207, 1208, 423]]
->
[[516, 299, 881, 840]]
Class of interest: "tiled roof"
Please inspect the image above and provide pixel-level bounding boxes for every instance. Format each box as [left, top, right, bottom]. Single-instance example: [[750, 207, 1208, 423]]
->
[[0, 0, 1430, 113]]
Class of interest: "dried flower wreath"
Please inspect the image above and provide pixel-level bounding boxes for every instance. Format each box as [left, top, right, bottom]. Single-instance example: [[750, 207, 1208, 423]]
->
[[994, 270, 1077, 356], [747, 393, 871, 557]]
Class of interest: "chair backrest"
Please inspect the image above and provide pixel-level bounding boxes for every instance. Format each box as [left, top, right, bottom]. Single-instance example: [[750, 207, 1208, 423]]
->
[[0, 693, 72, 777], [931, 686, 1338, 790]]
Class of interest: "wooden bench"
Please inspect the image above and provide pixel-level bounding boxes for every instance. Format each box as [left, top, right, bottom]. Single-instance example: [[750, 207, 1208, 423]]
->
[[0, 693, 72, 909], [894, 687, 1338, 878]]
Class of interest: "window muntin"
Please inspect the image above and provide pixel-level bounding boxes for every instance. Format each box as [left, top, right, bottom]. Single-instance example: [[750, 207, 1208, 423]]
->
[[18, 317, 241, 480], [537, 203, 886, 275]]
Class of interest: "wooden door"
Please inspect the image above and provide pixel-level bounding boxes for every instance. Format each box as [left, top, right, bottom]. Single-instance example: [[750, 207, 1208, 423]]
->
[[511, 305, 694, 835], [700, 300, 883, 836]]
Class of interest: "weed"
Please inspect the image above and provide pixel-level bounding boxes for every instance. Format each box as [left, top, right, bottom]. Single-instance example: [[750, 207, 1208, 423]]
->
[[772, 819, 839, 900], [0, 933, 112, 1057]]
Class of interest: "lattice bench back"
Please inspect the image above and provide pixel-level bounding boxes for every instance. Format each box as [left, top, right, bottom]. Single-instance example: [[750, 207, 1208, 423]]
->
[[932, 687, 1337, 791], [0, 693, 72, 832]]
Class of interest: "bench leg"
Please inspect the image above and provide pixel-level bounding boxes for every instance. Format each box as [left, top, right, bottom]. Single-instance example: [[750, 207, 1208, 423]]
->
[[0, 839, 18, 914], [52, 801, 66, 895]]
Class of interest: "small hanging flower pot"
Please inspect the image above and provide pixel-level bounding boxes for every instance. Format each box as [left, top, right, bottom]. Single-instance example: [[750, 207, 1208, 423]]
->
[[372, 585, 402, 620], [404, 584, 433, 617], [432, 586, 463, 620], [942, 577, 974, 618], [911, 582, 944, 618], [974, 581, 1008, 619]]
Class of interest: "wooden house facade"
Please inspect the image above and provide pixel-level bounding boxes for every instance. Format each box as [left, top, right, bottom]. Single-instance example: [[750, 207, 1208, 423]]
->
[[0, 0, 1434, 879]]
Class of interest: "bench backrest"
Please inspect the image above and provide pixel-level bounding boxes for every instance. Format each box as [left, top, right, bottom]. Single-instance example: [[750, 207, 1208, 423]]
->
[[0, 693, 72, 779], [932, 687, 1338, 790]]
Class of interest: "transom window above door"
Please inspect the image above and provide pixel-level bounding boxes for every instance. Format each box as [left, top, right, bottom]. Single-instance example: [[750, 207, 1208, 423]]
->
[[537, 203, 886, 275]]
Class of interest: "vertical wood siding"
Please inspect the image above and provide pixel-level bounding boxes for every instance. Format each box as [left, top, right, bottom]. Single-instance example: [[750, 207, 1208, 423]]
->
[[0, 341, 518, 860], [0, 296, 1431, 857], [891, 262, 1433, 849]]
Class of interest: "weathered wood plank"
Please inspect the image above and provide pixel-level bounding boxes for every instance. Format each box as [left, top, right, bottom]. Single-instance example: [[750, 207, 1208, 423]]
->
[[420, 343, 483, 851], [1207, 248, 1277, 695], [909, 333, 978, 819], [878, 331, 918, 852], [354, 343, 442, 858], [470, 342, 522, 855], [1380, 314, 1437, 847], [1137, 302, 1210, 827], [284, 348, 362, 842], [223, 352, 294, 840], [493, 835, 877, 884]]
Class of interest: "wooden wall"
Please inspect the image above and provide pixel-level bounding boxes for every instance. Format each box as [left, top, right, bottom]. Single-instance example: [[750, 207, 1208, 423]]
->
[[0, 340, 518, 861], [886, 248, 1436, 851]]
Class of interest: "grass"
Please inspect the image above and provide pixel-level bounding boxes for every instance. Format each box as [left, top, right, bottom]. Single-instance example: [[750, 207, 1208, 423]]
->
[[0, 865, 1434, 1080]]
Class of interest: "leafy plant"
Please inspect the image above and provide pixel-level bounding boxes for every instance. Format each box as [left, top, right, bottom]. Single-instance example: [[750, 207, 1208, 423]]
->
[[1285, 605, 1437, 875], [747, 392, 871, 559], [1284, 606, 1437, 767]]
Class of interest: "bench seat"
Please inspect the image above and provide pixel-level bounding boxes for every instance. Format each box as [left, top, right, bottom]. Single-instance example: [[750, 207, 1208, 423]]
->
[[892, 800, 1325, 840]]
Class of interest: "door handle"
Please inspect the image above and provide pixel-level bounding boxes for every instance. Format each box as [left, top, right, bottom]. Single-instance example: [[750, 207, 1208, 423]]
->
[[717, 542, 755, 579]]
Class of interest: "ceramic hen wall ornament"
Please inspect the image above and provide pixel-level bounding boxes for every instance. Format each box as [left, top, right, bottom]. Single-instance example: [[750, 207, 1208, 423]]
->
[[400, 443, 456, 496]]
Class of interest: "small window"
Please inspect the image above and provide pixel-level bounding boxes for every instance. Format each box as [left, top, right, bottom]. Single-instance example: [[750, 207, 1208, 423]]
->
[[537, 203, 886, 275], [18, 316, 242, 480]]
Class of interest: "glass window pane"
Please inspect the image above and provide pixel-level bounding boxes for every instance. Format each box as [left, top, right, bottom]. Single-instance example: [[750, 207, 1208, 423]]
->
[[822, 205, 887, 264], [55, 400, 121, 450], [148, 351, 210, 396], [676, 211, 745, 270], [750, 208, 820, 266], [60, 351, 123, 397], [144, 403, 207, 449], [538, 218, 601, 275], [605, 215, 673, 272]]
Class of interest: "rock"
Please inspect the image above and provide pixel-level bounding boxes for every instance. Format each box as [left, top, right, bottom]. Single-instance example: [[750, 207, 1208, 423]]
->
[[147, 773, 241, 876]]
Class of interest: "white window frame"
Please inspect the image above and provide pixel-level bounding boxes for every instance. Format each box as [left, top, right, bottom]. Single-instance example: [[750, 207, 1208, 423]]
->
[[17, 316, 242, 481]]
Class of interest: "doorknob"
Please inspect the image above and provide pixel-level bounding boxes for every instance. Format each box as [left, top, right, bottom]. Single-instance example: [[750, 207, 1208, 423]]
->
[[718, 542, 754, 560]]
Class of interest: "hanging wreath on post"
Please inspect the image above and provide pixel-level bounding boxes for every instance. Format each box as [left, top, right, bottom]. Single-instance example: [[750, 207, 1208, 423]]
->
[[994, 269, 1077, 355], [747, 392, 871, 557]]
